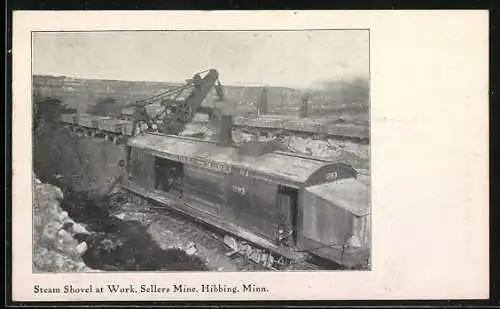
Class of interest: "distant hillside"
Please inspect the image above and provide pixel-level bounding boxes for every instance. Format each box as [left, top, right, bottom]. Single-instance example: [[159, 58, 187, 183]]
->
[[32, 75, 369, 125]]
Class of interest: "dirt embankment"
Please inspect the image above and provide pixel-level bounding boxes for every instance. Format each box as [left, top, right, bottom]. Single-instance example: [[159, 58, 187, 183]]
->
[[33, 175, 96, 272], [34, 121, 126, 192]]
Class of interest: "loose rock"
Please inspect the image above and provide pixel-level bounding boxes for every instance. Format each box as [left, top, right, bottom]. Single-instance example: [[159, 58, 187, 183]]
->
[[74, 241, 88, 256], [33, 174, 94, 272]]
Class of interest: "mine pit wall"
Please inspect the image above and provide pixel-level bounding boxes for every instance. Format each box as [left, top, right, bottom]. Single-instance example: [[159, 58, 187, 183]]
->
[[34, 121, 127, 193]]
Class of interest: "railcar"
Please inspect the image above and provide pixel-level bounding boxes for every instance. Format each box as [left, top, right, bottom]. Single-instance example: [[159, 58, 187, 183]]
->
[[324, 123, 369, 142], [59, 113, 79, 132], [60, 113, 79, 125], [72, 114, 111, 137], [120, 133, 371, 268], [120, 107, 135, 121], [233, 116, 250, 127], [96, 118, 132, 143], [120, 121, 135, 137], [116, 108, 370, 142], [76, 114, 103, 128], [231, 115, 369, 142], [282, 117, 329, 137]]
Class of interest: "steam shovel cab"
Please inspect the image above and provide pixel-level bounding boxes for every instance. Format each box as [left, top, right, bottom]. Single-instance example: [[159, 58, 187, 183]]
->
[[120, 133, 370, 268]]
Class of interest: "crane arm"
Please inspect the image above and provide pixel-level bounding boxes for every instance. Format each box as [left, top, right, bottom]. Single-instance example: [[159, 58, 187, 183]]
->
[[128, 69, 225, 136]]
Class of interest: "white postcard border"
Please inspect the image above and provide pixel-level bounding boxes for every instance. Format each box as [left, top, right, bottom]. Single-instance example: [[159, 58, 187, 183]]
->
[[12, 10, 489, 301]]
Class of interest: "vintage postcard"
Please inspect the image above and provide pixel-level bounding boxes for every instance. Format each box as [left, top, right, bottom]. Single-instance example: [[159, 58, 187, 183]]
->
[[12, 10, 489, 301]]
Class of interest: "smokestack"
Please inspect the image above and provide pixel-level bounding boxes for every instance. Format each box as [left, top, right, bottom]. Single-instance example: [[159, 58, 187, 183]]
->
[[300, 93, 310, 118], [218, 115, 233, 147], [258, 87, 268, 116]]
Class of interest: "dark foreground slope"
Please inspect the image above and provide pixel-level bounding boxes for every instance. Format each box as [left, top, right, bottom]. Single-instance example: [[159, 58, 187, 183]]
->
[[34, 120, 127, 192]]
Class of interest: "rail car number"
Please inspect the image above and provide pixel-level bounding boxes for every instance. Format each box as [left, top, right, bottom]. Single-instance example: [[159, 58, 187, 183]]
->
[[232, 185, 246, 195], [326, 171, 338, 181]]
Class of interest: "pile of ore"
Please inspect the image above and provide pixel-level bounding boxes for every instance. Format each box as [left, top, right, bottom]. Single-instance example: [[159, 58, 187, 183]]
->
[[32, 174, 97, 272], [285, 136, 343, 158]]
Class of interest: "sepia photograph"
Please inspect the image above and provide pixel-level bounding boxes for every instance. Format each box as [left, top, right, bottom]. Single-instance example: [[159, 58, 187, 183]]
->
[[31, 30, 371, 273]]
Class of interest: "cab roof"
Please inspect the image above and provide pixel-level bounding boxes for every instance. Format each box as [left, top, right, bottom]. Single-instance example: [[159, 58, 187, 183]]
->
[[305, 178, 370, 216], [128, 133, 333, 185]]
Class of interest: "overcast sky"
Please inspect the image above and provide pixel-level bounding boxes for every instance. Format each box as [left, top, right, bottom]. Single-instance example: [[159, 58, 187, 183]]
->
[[33, 30, 369, 89]]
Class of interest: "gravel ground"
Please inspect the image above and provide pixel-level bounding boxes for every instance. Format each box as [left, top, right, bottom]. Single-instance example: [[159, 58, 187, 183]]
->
[[109, 200, 269, 271], [106, 196, 348, 271], [60, 191, 209, 272]]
